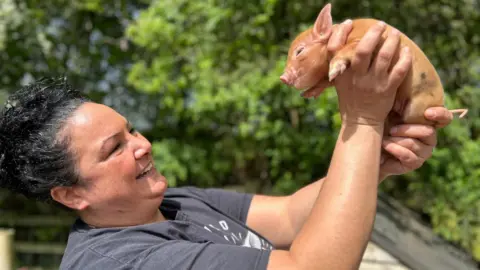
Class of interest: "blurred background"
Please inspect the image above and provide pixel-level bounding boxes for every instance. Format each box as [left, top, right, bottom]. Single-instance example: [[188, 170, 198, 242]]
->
[[0, 0, 479, 269]]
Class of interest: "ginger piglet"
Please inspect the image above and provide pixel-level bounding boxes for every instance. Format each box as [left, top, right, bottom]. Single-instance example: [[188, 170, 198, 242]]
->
[[280, 3, 468, 128]]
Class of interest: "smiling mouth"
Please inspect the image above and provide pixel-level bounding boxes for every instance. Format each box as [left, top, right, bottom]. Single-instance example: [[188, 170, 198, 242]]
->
[[136, 162, 154, 179]]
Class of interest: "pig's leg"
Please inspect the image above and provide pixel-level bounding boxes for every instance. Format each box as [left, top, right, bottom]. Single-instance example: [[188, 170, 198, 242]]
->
[[328, 41, 359, 81]]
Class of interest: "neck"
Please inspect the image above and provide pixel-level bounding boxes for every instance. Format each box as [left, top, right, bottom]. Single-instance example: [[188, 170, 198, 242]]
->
[[79, 207, 167, 229]]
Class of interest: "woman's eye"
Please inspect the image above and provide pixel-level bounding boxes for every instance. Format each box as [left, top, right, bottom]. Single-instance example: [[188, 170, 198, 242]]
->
[[107, 125, 137, 158], [110, 143, 121, 155]]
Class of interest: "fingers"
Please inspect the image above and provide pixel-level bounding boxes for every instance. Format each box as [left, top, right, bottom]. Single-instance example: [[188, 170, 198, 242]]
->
[[372, 28, 401, 75], [380, 158, 408, 177], [380, 124, 437, 177], [382, 139, 425, 170], [383, 136, 432, 159], [387, 46, 412, 90], [425, 107, 453, 128], [327, 19, 353, 52], [389, 124, 437, 146], [351, 21, 386, 73]]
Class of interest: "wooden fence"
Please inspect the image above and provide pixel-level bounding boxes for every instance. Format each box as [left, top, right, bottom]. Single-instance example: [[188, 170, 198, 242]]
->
[[0, 228, 15, 270], [0, 214, 72, 270]]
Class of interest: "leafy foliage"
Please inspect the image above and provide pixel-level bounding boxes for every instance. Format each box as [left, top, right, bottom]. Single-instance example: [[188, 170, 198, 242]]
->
[[0, 0, 479, 265]]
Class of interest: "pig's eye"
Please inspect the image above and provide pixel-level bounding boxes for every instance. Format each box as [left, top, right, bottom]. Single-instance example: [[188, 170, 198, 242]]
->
[[295, 47, 304, 56]]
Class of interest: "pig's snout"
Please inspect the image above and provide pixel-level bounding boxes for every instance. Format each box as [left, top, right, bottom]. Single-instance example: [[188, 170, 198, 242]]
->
[[280, 73, 293, 85]]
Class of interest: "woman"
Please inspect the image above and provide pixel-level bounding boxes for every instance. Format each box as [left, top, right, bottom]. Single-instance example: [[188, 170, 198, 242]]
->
[[0, 22, 452, 270]]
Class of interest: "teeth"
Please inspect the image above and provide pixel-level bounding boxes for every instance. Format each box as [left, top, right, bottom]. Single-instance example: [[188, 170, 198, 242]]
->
[[138, 162, 153, 178], [144, 163, 153, 172]]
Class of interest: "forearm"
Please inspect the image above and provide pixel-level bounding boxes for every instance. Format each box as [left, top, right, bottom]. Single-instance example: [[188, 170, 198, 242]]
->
[[288, 124, 383, 269], [285, 155, 387, 247], [284, 177, 324, 247]]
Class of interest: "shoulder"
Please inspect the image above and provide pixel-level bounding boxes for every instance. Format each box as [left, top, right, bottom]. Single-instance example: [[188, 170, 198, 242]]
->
[[163, 186, 215, 208], [165, 186, 254, 222], [164, 185, 207, 198], [60, 219, 187, 269], [60, 247, 129, 270], [165, 186, 253, 204]]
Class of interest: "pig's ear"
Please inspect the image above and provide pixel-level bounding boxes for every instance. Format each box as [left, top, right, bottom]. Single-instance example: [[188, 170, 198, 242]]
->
[[312, 3, 333, 43]]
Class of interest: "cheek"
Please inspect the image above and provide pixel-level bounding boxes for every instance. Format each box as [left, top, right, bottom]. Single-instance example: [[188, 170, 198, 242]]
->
[[303, 46, 328, 70], [90, 154, 137, 190], [309, 61, 329, 79], [88, 156, 139, 203], [109, 153, 137, 180], [309, 51, 328, 70], [299, 58, 324, 79]]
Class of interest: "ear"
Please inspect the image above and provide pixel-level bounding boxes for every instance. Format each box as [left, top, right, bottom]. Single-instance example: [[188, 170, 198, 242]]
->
[[51, 186, 89, 211], [312, 3, 333, 42]]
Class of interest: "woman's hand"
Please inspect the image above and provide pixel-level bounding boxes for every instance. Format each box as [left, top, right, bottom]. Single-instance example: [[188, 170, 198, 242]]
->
[[334, 22, 412, 126], [379, 107, 454, 180], [300, 19, 354, 97], [327, 19, 354, 53]]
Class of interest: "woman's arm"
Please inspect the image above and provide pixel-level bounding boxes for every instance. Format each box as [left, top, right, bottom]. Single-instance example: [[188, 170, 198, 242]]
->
[[283, 123, 383, 267], [261, 21, 412, 269], [266, 123, 385, 269], [246, 107, 453, 249]]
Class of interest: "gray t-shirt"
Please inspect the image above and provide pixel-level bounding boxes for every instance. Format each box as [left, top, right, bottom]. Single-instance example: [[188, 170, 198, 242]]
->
[[59, 186, 274, 269]]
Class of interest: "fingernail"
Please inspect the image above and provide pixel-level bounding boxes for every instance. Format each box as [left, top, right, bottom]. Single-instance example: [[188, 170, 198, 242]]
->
[[378, 21, 386, 27], [343, 19, 352, 25], [390, 127, 398, 134], [391, 28, 400, 36]]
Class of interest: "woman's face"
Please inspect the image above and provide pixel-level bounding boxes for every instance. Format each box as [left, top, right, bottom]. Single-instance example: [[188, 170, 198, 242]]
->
[[54, 102, 168, 225]]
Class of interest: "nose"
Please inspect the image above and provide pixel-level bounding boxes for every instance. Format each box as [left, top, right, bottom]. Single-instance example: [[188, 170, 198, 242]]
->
[[280, 73, 292, 85], [133, 136, 152, 160]]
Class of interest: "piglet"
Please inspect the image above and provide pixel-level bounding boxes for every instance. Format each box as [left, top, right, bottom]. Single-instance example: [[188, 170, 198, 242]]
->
[[280, 3, 467, 127]]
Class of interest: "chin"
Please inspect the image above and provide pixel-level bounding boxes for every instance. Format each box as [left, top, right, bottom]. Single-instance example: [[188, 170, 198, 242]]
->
[[137, 169, 169, 199], [152, 172, 169, 194], [293, 75, 318, 90], [295, 82, 317, 91]]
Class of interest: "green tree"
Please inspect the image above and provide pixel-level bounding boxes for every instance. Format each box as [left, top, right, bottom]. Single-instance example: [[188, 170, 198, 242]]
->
[[125, 0, 480, 260], [0, 0, 479, 265]]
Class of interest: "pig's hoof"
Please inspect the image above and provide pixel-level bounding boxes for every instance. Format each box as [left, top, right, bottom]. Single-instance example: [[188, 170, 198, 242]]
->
[[329, 60, 347, 81]]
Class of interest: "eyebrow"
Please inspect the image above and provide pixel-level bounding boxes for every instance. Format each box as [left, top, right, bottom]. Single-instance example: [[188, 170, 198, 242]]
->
[[99, 120, 132, 155]]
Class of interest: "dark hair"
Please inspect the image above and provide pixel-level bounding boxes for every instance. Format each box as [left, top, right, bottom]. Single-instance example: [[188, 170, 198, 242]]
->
[[0, 76, 90, 202]]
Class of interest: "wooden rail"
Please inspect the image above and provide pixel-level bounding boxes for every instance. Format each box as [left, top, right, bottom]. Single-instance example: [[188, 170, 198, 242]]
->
[[0, 229, 15, 270], [0, 214, 74, 227], [0, 214, 72, 267], [14, 242, 66, 255]]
